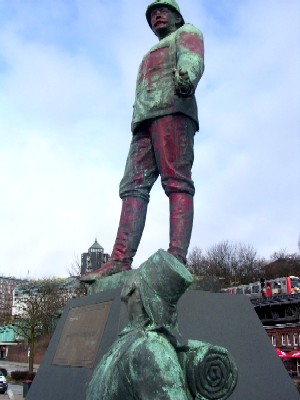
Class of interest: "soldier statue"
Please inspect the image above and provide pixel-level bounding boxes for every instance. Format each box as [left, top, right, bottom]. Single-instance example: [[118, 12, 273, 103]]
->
[[83, 0, 204, 281]]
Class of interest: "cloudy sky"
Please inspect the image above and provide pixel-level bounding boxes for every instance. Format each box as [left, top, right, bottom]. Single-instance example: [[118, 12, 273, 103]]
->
[[0, 0, 299, 279]]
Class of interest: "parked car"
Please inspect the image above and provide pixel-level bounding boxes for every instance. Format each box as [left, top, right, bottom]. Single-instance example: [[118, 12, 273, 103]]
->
[[0, 372, 7, 394]]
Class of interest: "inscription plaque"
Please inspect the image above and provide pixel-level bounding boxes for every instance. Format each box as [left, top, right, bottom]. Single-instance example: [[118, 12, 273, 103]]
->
[[52, 301, 112, 368]]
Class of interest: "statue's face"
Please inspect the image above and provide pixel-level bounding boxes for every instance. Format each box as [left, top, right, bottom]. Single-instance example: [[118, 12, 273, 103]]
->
[[150, 6, 181, 39]]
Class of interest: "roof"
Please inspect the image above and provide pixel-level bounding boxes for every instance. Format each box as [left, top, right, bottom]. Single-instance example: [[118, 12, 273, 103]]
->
[[0, 325, 16, 344], [88, 239, 104, 251]]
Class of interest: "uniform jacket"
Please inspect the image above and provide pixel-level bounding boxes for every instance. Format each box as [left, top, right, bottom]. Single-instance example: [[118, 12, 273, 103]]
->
[[132, 23, 204, 132]]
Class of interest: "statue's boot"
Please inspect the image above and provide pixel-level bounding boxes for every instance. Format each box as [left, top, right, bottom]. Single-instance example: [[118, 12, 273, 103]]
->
[[167, 193, 193, 265], [81, 197, 147, 282]]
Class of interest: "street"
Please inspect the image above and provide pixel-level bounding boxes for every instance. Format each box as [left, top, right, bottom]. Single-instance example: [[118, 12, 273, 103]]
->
[[2, 383, 23, 399]]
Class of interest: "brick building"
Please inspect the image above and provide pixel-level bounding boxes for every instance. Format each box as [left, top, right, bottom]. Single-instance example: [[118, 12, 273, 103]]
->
[[265, 323, 300, 377]]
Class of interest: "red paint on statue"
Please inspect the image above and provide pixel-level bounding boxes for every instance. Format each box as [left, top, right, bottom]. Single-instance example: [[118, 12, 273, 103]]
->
[[178, 32, 204, 58], [139, 46, 169, 90]]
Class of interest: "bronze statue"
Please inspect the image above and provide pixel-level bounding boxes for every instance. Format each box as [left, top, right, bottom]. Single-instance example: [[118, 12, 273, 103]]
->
[[86, 250, 238, 399], [82, 0, 205, 281]]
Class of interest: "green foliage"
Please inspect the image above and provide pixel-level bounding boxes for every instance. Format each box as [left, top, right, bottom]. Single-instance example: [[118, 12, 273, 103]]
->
[[0, 368, 7, 377], [10, 370, 36, 382]]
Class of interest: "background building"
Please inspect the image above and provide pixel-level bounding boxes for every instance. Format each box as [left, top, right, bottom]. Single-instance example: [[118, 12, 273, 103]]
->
[[12, 277, 80, 317], [0, 276, 26, 323], [0, 325, 17, 359], [251, 289, 300, 378], [265, 323, 300, 377], [80, 239, 109, 275]]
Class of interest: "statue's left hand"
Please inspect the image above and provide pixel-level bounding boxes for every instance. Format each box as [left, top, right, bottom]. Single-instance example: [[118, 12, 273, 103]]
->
[[173, 68, 194, 96]]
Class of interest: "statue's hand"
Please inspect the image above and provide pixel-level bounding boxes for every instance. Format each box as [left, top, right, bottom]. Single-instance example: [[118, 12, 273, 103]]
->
[[173, 68, 194, 96]]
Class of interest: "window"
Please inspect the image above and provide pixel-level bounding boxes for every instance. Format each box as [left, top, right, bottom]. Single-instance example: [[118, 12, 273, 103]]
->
[[282, 334, 286, 346], [291, 278, 300, 288], [293, 334, 298, 346], [271, 336, 276, 346], [252, 284, 260, 294], [287, 334, 292, 346]]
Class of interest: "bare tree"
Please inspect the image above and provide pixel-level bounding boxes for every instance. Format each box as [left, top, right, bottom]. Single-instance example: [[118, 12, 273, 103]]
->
[[205, 241, 233, 284], [12, 280, 71, 372], [235, 244, 265, 284], [66, 254, 87, 298], [188, 241, 264, 287], [187, 247, 207, 275], [264, 254, 300, 279], [67, 253, 81, 277], [270, 248, 290, 261]]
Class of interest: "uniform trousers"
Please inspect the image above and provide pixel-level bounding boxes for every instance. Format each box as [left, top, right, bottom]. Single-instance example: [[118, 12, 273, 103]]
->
[[120, 114, 196, 202]]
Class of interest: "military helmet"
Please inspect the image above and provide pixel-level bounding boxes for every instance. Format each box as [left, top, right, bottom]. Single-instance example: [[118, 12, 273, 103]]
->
[[146, 0, 185, 29]]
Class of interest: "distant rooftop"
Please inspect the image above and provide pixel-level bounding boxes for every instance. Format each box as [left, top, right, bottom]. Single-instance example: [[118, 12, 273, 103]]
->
[[88, 238, 104, 252], [0, 325, 16, 344]]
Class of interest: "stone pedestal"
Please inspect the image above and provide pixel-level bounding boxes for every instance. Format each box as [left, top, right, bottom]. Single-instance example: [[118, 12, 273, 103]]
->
[[27, 273, 299, 400]]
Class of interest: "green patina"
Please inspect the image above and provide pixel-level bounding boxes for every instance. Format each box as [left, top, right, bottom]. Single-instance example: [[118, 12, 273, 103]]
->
[[86, 250, 238, 400], [87, 272, 221, 295], [85, 1, 237, 396], [132, 23, 204, 132], [87, 270, 135, 295], [180, 340, 238, 400], [87, 325, 191, 399], [80, 0, 205, 283]]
